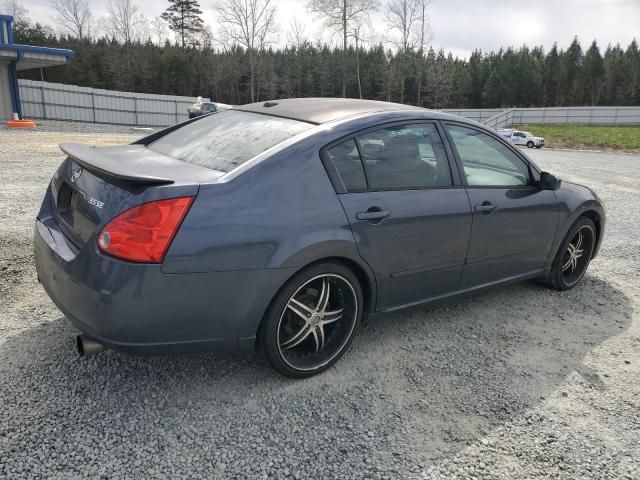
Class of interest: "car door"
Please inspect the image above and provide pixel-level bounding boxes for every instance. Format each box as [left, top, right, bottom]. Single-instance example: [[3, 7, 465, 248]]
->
[[444, 123, 560, 288], [323, 122, 472, 309]]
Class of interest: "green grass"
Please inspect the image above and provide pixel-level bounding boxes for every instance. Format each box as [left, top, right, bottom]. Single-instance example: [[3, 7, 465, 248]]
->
[[515, 124, 640, 151]]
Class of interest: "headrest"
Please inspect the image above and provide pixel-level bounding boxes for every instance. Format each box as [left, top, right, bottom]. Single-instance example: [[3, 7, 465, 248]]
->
[[381, 135, 419, 161]]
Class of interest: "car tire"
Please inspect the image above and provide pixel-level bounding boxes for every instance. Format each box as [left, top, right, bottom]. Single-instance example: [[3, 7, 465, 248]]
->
[[259, 262, 363, 378], [543, 217, 596, 291], [527, 141, 534, 148]]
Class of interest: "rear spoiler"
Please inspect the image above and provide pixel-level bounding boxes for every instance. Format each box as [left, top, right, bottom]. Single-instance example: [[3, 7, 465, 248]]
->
[[60, 143, 174, 185]]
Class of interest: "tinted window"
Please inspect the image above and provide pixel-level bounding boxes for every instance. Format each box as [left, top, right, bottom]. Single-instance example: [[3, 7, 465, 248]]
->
[[325, 139, 367, 191], [149, 110, 313, 173], [447, 125, 531, 187], [357, 124, 452, 190]]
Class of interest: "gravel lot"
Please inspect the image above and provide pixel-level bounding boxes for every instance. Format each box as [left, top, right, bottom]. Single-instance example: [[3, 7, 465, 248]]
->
[[1, 121, 639, 480]]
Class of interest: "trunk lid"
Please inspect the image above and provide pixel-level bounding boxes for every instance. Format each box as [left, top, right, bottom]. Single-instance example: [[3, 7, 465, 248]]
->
[[50, 144, 222, 248]]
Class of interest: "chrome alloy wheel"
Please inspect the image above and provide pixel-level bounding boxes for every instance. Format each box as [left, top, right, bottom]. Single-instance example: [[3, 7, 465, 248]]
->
[[277, 274, 358, 371], [561, 225, 594, 286]]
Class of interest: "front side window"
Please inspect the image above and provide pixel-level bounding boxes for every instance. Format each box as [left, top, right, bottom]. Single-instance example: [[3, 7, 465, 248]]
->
[[149, 110, 313, 173], [356, 124, 452, 190], [446, 125, 532, 187]]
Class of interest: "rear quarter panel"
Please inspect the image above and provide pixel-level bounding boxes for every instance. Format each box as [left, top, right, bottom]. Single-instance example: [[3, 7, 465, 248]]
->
[[163, 139, 363, 274]]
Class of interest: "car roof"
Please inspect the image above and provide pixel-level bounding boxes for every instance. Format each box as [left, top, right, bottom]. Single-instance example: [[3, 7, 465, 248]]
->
[[235, 98, 447, 125]]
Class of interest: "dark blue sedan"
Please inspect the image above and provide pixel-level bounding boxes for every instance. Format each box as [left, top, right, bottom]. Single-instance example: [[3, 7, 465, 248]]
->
[[34, 98, 605, 377]]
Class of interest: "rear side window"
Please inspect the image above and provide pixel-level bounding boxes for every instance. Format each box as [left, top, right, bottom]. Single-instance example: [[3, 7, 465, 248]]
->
[[149, 110, 313, 173], [325, 139, 367, 192], [357, 124, 452, 190]]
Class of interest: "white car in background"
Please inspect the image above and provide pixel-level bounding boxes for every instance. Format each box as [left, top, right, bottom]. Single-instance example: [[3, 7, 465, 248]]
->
[[498, 129, 545, 149], [187, 97, 233, 118]]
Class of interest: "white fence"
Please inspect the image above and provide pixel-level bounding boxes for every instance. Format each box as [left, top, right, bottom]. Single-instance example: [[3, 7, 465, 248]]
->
[[443, 106, 640, 129], [19, 80, 209, 127], [440, 109, 504, 123], [18, 79, 640, 128]]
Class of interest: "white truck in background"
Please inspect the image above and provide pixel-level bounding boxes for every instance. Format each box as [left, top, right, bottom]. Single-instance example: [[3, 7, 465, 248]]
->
[[498, 129, 545, 149]]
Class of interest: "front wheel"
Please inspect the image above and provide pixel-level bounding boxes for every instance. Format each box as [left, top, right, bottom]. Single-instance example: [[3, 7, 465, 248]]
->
[[544, 217, 596, 290], [259, 262, 363, 378], [527, 141, 534, 148]]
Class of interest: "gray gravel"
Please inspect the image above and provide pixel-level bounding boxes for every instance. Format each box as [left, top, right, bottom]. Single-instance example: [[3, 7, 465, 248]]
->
[[1, 124, 639, 480]]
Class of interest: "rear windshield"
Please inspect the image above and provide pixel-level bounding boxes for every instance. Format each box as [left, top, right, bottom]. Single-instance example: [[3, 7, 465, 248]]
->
[[148, 110, 313, 173]]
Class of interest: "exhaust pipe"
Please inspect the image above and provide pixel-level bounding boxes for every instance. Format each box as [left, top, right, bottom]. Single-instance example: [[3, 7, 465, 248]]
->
[[76, 335, 106, 357]]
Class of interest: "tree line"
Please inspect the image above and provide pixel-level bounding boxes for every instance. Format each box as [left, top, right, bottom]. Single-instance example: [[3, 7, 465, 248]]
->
[[8, 0, 640, 108]]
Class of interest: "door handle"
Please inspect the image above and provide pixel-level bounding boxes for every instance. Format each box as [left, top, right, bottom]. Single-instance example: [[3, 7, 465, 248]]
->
[[356, 209, 390, 222], [474, 202, 497, 214]]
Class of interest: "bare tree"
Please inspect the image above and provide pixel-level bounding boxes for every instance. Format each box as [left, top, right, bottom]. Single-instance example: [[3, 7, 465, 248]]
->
[[196, 24, 214, 49], [2, 0, 29, 29], [52, 0, 92, 39], [385, 0, 419, 50], [287, 17, 310, 50], [414, 0, 431, 107], [306, 0, 379, 97], [385, 0, 431, 104], [150, 16, 170, 46], [106, 0, 144, 44], [351, 24, 373, 99], [135, 16, 151, 43], [212, 0, 277, 103]]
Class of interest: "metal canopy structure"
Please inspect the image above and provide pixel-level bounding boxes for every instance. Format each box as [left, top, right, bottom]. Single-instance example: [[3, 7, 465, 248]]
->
[[0, 14, 74, 121]]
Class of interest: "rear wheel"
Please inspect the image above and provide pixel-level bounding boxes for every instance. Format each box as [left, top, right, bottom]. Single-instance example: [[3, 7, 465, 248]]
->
[[544, 217, 596, 290], [259, 262, 363, 378]]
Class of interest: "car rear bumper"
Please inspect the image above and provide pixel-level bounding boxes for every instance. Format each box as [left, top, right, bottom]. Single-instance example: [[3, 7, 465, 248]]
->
[[34, 218, 294, 354]]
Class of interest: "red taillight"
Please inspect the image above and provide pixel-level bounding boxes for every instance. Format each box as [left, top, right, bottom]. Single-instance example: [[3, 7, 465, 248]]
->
[[97, 196, 195, 263]]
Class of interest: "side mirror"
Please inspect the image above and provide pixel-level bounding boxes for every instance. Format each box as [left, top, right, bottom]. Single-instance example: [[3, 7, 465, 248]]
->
[[540, 171, 561, 191]]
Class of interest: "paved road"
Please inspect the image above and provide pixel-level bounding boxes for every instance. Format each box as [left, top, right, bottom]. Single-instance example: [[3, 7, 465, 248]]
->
[[1, 125, 638, 479]]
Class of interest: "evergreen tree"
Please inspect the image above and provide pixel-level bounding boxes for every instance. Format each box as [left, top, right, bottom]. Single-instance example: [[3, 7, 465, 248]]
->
[[468, 50, 485, 107], [448, 58, 471, 108], [558, 37, 583, 105], [581, 41, 605, 104], [624, 40, 640, 105], [482, 67, 502, 107], [602, 44, 627, 105], [543, 44, 560, 106], [161, 0, 204, 48]]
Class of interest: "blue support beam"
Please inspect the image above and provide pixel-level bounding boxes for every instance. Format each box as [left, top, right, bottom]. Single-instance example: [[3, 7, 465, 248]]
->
[[0, 13, 74, 120], [8, 61, 21, 118]]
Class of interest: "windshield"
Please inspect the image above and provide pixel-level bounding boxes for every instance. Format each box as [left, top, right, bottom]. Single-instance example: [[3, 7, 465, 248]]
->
[[149, 110, 313, 173]]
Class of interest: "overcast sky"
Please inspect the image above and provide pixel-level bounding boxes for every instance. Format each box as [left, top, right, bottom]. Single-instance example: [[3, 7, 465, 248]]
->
[[20, 0, 640, 58]]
